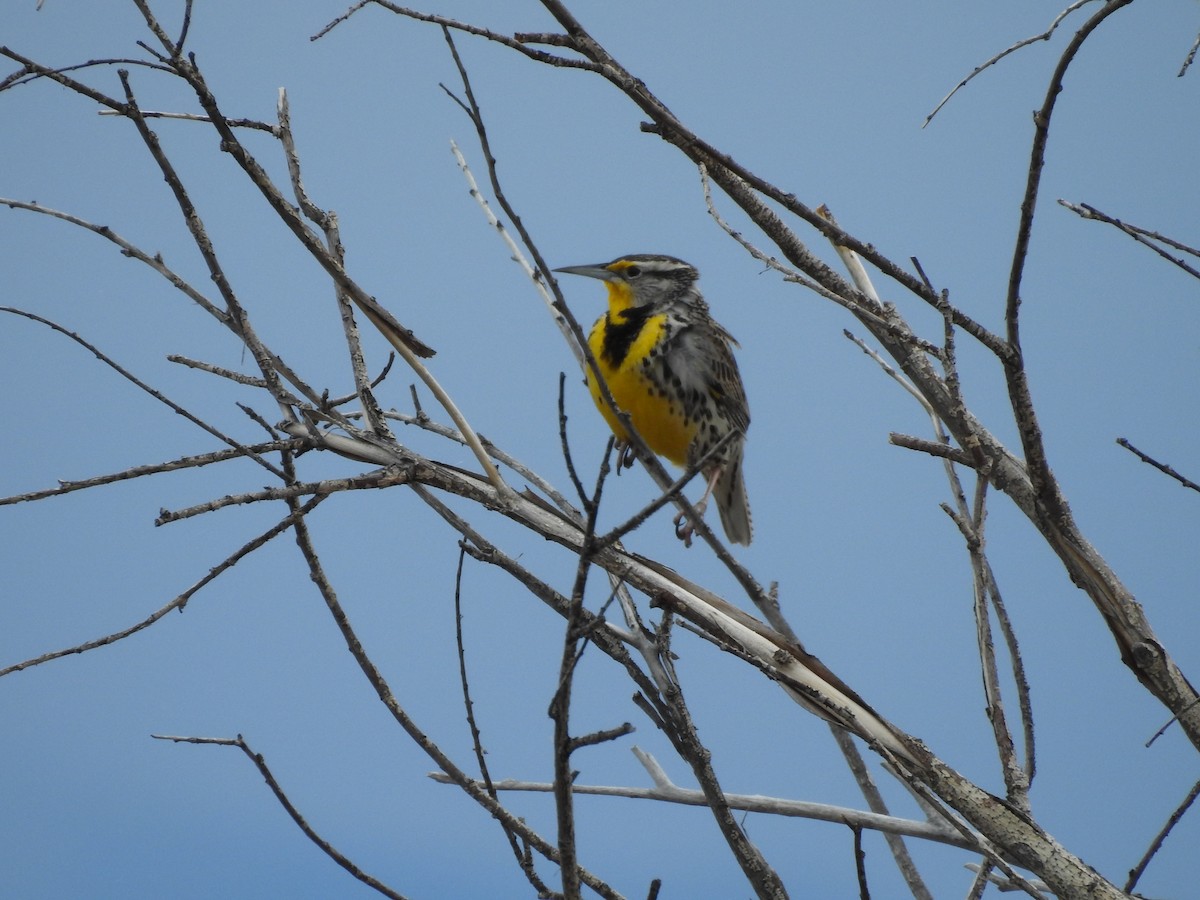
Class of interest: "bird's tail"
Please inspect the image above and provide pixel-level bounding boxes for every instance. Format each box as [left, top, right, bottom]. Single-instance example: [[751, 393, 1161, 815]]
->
[[714, 450, 752, 546]]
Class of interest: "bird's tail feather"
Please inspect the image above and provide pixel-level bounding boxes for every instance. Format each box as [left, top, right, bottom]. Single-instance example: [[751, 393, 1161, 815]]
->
[[714, 452, 752, 546]]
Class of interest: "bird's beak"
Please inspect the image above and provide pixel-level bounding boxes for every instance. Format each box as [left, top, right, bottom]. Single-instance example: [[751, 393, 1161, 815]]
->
[[553, 264, 614, 282]]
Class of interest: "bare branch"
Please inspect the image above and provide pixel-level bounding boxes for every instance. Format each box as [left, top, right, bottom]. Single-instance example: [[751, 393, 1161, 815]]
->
[[924, 0, 1099, 126], [1058, 199, 1200, 280], [1179, 27, 1200, 77], [276, 87, 391, 439], [1125, 778, 1200, 893], [152, 734, 409, 900], [0, 45, 133, 110], [429, 747, 977, 852], [1006, 0, 1134, 349], [154, 468, 409, 526], [313, 1, 603, 72], [449, 140, 580, 368], [1, 496, 324, 677], [452, 548, 554, 897], [1, 306, 286, 478], [0, 198, 228, 322], [888, 434, 973, 467], [1117, 438, 1200, 493], [0, 440, 298, 507], [96, 107, 276, 131], [279, 454, 623, 900]]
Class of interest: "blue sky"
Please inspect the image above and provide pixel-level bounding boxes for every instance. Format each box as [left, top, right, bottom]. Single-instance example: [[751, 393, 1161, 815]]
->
[[3, 1, 1199, 897]]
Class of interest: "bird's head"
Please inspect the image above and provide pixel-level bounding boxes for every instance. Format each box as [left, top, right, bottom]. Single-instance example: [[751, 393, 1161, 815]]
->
[[555, 254, 698, 310]]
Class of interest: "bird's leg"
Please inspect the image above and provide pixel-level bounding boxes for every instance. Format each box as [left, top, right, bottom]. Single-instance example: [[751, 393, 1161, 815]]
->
[[673, 465, 722, 547], [616, 440, 637, 472]]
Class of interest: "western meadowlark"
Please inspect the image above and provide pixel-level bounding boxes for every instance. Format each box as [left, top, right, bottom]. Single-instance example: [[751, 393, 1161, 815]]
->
[[555, 254, 752, 545]]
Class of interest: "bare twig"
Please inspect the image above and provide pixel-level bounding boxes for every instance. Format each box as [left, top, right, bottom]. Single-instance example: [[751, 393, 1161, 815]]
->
[[850, 823, 869, 900], [828, 727, 933, 900], [1, 306, 285, 478], [277, 452, 622, 899], [115, 65, 296, 427], [151, 734, 408, 900], [452, 548, 553, 897], [448, 139, 580, 369], [1058, 200, 1200, 280], [0, 199, 227, 322], [924, 0, 1098, 126], [700, 171, 947, 357], [1179, 27, 1200, 77], [96, 108, 275, 131], [167, 355, 268, 388], [549, 444, 610, 899], [1125, 778, 1200, 893], [276, 87, 390, 438], [888, 434, 973, 467], [429, 747, 977, 851], [313, 1, 603, 73], [1004, 0, 1135, 498], [942, 497, 1031, 810], [155, 468, 408, 526], [592, 431, 736, 551], [1117, 438, 1200, 493], [1, 496, 324, 677], [0, 440, 298, 507]]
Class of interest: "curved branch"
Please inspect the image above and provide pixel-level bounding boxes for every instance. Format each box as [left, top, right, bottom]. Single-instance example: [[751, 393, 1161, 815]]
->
[[923, 0, 1099, 126], [1005, 0, 1135, 347], [152, 734, 409, 900]]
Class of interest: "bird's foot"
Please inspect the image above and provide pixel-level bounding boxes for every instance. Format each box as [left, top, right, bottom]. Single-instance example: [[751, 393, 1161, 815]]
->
[[616, 441, 637, 471], [672, 497, 708, 549]]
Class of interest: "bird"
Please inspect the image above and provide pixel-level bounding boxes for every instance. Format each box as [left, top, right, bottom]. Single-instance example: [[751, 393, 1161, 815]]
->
[[554, 254, 752, 545]]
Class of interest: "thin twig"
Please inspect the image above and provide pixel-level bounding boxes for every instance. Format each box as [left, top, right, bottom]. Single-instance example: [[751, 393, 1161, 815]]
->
[[0, 440, 299, 507], [428, 754, 979, 852], [448, 139, 581, 369], [1178, 27, 1200, 77], [550, 441, 613, 899], [452, 547, 552, 897], [1004, 0, 1135, 502], [155, 468, 408, 526], [850, 823, 870, 900], [592, 431, 736, 550], [96, 108, 275, 131], [1125, 778, 1200, 893], [277, 452, 622, 900], [151, 734, 408, 900], [1058, 200, 1200, 280], [924, 0, 1098, 126], [700, 171, 946, 358], [313, 1, 603, 73], [276, 87, 390, 438], [1, 496, 324, 677], [1, 306, 285, 478], [0, 199, 228, 322], [1117, 438, 1200, 493]]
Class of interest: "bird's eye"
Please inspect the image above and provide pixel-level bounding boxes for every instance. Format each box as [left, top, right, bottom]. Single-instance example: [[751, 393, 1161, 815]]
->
[[624, 265, 642, 278]]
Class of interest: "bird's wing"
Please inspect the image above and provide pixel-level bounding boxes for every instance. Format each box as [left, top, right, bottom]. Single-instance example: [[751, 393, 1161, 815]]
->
[[666, 317, 750, 435]]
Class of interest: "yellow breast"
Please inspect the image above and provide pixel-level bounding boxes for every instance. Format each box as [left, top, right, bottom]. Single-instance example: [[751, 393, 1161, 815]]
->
[[586, 306, 695, 466]]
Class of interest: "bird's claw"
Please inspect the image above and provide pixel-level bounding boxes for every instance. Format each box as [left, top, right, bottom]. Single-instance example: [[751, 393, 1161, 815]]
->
[[673, 510, 695, 548], [617, 441, 636, 471]]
